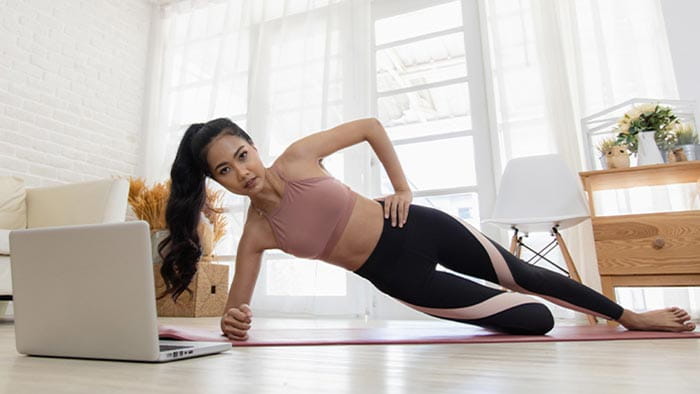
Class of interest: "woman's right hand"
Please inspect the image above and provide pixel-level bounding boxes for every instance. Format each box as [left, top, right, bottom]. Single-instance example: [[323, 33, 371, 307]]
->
[[220, 303, 253, 341]]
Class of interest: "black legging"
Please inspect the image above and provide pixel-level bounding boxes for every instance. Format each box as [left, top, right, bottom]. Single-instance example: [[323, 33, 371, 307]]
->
[[353, 202, 624, 335]]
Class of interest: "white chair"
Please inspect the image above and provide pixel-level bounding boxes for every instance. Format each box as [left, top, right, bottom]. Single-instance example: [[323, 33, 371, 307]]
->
[[482, 154, 597, 325]]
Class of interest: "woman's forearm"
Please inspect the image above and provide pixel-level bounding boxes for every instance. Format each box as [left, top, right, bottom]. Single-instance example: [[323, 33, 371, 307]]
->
[[223, 249, 262, 313], [367, 120, 410, 192], [224, 275, 254, 312]]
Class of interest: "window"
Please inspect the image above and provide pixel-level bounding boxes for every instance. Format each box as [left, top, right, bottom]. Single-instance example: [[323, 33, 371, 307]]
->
[[373, 0, 493, 239], [370, 0, 497, 317]]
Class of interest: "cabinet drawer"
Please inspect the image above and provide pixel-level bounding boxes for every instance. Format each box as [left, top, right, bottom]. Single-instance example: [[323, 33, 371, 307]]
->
[[593, 211, 700, 275]]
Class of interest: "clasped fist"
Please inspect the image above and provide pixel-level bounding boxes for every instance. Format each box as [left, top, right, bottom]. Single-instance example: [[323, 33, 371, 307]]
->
[[220, 303, 253, 341]]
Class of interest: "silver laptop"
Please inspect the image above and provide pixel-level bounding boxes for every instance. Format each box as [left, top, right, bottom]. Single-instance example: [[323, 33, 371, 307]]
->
[[9, 220, 231, 362]]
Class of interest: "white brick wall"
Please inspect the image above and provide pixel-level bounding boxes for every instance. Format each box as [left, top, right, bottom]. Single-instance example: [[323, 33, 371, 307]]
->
[[0, 0, 153, 187]]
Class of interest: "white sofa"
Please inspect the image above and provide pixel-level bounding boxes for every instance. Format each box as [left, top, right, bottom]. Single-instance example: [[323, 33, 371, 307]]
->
[[0, 178, 129, 301]]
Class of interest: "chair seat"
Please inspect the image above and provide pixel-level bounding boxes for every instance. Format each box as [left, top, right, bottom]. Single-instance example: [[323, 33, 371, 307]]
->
[[482, 215, 588, 233]]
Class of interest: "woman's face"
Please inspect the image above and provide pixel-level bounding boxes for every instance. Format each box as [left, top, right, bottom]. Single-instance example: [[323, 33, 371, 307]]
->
[[206, 134, 265, 196]]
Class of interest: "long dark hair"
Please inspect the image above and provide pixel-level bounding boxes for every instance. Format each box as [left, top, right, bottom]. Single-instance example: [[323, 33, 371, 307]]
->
[[157, 118, 253, 302]]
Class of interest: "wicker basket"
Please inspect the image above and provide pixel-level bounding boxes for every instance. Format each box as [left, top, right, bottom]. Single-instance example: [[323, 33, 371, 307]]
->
[[153, 260, 229, 317]]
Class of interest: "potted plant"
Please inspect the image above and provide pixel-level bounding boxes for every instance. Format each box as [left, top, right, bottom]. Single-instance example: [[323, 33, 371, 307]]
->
[[615, 103, 678, 165], [595, 137, 630, 169], [673, 123, 699, 161], [126, 177, 228, 264], [126, 177, 230, 317]]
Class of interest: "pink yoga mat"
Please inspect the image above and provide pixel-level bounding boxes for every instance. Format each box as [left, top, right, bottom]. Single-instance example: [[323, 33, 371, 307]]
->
[[158, 324, 700, 347]]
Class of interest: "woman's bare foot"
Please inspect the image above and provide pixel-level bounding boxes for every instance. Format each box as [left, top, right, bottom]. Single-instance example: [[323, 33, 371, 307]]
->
[[617, 307, 697, 332]]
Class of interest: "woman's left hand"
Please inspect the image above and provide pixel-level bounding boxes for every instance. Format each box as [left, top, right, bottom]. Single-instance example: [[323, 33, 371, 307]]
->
[[374, 190, 412, 228]]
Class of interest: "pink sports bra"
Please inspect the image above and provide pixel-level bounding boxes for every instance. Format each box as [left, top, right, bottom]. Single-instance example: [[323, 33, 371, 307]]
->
[[261, 163, 358, 260]]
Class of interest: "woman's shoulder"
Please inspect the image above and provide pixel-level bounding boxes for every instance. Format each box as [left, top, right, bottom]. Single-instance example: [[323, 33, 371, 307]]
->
[[241, 208, 277, 251], [270, 151, 330, 181]]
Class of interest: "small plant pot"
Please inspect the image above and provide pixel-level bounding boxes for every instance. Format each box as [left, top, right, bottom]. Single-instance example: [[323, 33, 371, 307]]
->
[[679, 144, 698, 161], [603, 147, 631, 169]]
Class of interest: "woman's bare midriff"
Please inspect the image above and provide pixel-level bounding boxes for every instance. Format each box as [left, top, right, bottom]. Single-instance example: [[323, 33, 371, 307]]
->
[[249, 160, 385, 272], [322, 194, 385, 271]]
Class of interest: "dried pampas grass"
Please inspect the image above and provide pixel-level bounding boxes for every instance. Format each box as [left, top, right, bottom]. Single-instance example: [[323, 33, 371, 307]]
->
[[126, 177, 227, 245], [204, 188, 228, 245], [127, 177, 170, 232]]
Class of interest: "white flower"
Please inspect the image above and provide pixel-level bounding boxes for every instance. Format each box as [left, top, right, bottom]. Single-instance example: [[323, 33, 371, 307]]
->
[[638, 103, 657, 114], [617, 103, 659, 128], [627, 108, 641, 121]]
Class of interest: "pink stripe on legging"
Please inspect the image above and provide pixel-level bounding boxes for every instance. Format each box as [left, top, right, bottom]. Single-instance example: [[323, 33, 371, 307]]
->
[[454, 217, 615, 321], [397, 292, 541, 320]]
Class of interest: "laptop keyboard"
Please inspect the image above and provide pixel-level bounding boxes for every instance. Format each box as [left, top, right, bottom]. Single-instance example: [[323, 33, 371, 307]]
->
[[160, 344, 194, 351]]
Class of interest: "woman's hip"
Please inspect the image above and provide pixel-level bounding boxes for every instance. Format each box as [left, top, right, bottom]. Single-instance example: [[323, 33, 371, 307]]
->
[[353, 202, 444, 290]]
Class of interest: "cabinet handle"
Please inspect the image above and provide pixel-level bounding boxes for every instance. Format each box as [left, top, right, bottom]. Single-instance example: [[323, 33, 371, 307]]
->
[[652, 238, 665, 249]]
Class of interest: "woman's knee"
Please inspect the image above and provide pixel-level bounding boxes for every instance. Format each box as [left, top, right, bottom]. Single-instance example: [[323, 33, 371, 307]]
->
[[517, 302, 555, 335], [473, 302, 555, 335]]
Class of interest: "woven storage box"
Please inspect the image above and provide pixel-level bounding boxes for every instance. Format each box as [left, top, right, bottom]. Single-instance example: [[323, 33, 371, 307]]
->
[[154, 261, 229, 317]]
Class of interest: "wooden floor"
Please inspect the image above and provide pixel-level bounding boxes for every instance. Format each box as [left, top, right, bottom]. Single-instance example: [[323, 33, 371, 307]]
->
[[1, 316, 699, 394]]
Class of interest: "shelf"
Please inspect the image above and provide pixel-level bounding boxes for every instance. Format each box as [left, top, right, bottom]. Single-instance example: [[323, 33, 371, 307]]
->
[[590, 208, 700, 223], [579, 161, 700, 305], [579, 160, 700, 192]]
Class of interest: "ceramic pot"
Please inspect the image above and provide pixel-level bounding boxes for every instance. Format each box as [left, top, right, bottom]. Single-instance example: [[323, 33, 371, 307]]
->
[[637, 130, 664, 166], [603, 146, 630, 169]]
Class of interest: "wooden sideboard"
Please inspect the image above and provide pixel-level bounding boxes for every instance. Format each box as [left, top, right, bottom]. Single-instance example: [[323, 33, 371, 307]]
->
[[579, 161, 700, 303]]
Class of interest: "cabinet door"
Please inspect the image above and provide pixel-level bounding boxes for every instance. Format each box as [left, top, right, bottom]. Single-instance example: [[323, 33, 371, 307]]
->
[[593, 211, 700, 275]]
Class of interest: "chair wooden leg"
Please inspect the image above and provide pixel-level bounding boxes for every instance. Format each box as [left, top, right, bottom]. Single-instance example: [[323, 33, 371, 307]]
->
[[554, 232, 598, 326], [509, 232, 518, 255], [510, 233, 522, 258]]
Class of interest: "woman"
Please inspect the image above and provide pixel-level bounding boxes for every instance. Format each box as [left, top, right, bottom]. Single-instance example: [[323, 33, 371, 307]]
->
[[160, 117, 695, 341]]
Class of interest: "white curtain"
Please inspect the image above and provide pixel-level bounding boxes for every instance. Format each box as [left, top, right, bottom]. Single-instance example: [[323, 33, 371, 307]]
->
[[483, 0, 699, 318], [141, 0, 374, 317], [141, 0, 699, 320]]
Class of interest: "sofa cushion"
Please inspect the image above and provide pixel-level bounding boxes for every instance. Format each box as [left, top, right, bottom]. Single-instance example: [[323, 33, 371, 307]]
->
[[0, 229, 9, 255], [0, 176, 26, 230], [26, 178, 129, 228], [0, 254, 11, 295]]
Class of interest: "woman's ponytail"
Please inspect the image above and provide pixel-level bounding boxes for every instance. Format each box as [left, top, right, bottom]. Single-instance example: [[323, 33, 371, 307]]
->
[[156, 118, 254, 302], [157, 123, 207, 302]]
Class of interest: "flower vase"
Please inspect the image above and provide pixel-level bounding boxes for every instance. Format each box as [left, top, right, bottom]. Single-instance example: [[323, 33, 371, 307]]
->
[[637, 130, 664, 166]]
